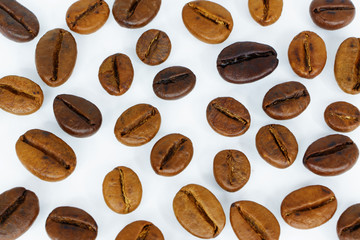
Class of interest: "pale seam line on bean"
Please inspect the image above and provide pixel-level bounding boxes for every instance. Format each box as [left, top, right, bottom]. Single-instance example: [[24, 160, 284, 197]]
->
[[284, 197, 336, 217], [235, 205, 268, 240], [268, 125, 291, 164], [187, 3, 231, 29], [159, 138, 187, 170], [0, 190, 27, 224], [118, 168, 131, 213], [120, 108, 156, 137], [50, 216, 96, 232], [70, 0, 104, 27]]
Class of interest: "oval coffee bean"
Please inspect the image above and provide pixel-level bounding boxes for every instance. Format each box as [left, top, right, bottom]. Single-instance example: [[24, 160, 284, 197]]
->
[[337, 204, 360, 240], [45, 206, 97, 240], [15, 129, 76, 182], [217, 42, 278, 84], [324, 101, 360, 132], [281, 185, 337, 229], [182, 1, 233, 44], [303, 134, 359, 176], [0, 187, 39, 240], [102, 166, 142, 214], [35, 28, 77, 87], [0, 0, 39, 42], [230, 201, 280, 240], [256, 124, 298, 169], [213, 150, 250, 192], [248, 0, 283, 26], [173, 184, 226, 238], [115, 220, 164, 240], [153, 66, 196, 100], [53, 94, 102, 137], [0, 75, 43, 115]]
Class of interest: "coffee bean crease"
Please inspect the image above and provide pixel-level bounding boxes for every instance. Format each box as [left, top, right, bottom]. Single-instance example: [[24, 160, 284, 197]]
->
[[120, 108, 156, 137], [0, 84, 37, 101], [218, 51, 275, 68], [0, 190, 27, 224], [144, 31, 160, 59], [137, 224, 151, 240], [118, 168, 131, 213], [0, 4, 34, 35], [226, 151, 244, 185], [268, 125, 290, 163], [112, 56, 121, 90], [303, 33, 312, 73], [262, 0, 269, 21], [264, 90, 308, 109], [51, 30, 65, 82], [50, 216, 97, 232], [187, 3, 231, 29], [212, 103, 248, 125], [313, 7, 355, 13], [305, 141, 354, 160], [126, 0, 142, 19], [235, 205, 267, 240], [340, 220, 360, 234], [70, 0, 104, 27], [284, 196, 336, 217], [331, 112, 359, 122], [160, 138, 187, 170], [154, 73, 190, 85]]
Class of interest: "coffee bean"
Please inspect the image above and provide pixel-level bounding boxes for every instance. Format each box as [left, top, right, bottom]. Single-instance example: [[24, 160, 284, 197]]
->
[[0, 0, 39, 42], [98, 53, 134, 96], [0, 187, 39, 240], [281, 185, 337, 229], [66, 0, 110, 34], [45, 206, 97, 240], [182, 1, 233, 44], [217, 42, 278, 84], [288, 31, 327, 79], [337, 204, 360, 240], [0, 75, 43, 115], [115, 220, 164, 240], [102, 166, 142, 214], [213, 150, 250, 192], [310, 0, 355, 30], [153, 66, 196, 100], [173, 184, 226, 238], [303, 134, 359, 176], [256, 124, 298, 169], [206, 97, 250, 137], [35, 28, 77, 87], [324, 101, 360, 132], [112, 0, 161, 28], [15, 129, 76, 182], [230, 201, 280, 240], [248, 0, 283, 26], [53, 94, 102, 137], [114, 103, 161, 146]]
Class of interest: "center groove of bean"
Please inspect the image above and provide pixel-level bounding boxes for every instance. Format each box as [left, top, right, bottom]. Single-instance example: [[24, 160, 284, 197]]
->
[[226, 151, 236, 185], [268, 126, 290, 164], [262, 0, 269, 21], [264, 90, 308, 109], [341, 220, 360, 234], [352, 39, 360, 91], [159, 138, 187, 170], [120, 108, 156, 137], [0, 4, 34, 35], [118, 168, 131, 213], [112, 56, 121, 90], [144, 32, 160, 59], [126, 0, 142, 19], [50, 216, 96, 232], [284, 197, 336, 216], [188, 3, 231, 29], [0, 84, 37, 101], [304, 33, 312, 73], [331, 112, 359, 121], [70, 0, 103, 27], [218, 51, 275, 68], [305, 141, 354, 160], [56, 96, 95, 126], [314, 7, 355, 13], [0, 190, 27, 224], [211, 103, 248, 125], [51, 30, 65, 82], [235, 205, 267, 240], [154, 73, 189, 85], [137, 224, 152, 240]]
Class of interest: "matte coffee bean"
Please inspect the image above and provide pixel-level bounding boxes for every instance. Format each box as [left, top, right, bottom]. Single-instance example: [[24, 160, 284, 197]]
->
[[230, 201, 280, 240], [173, 184, 226, 238], [53, 94, 102, 137], [0, 187, 39, 240], [281, 185, 337, 229], [46, 206, 97, 240], [248, 0, 283, 26], [102, 166, 142, 214], [15, 129, 76, 182], [337, 204, 360, 240], [182, 1, 233, 44], [217, 42, 278, 84], [303, 134, 359, 176], [324, 101, 360, 132], [35, 28, 77, 87], [115, 220, 164, 240], [153, 66, 196, 100]]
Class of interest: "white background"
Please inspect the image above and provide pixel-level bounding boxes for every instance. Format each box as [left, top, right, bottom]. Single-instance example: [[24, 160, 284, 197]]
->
[[0, 0, 360, 239]]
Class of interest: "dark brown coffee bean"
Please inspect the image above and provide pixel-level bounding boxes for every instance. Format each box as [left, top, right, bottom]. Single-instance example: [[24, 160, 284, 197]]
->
[[0, 75, 43, 115], [15, 129, 76, 182], [217, 42, 278, 84], [256, 124, 298, 169], [115, 220, 164, 240], [230, 201, 280, 240], [324, 101, 360, 132], [288, 31, 327, 79], [173, 184, 226, 238], [112, 0, 161, 28], [102, 166, 142, 214], [182, 1, 233, 44], [303, 134, 359, 176], [281, 185, 337, 229], [153, 66, 196, 100], [248, 0, 283, 26], [0, 187, 39, 240], [46, 206, 97, 240], [213, 150, 250, 192], [35, 28, 77, 87], [310, 0, 355, 30], [0, 0, 39, 42], [114, 103, 161, 146], [53, 94, 102, 137], [337, 204, 360, 240]]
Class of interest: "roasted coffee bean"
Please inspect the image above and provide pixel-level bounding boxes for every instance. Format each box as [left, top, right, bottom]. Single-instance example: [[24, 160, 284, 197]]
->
[[217, 42, 278, 84], [0, 187, 39, 240], [310, 0, 355, 30], [206, 97, 250, 137], [182, 1, 233, 44], [173, 184, 226, 238], [0, 75, 43, 115], [66, 0, 110, 34], [15, 129, 76, 182], [303, 134, 359, 176], [115, 220, 164, 240], [230, 201, 280, 240], [112, 0, 161, 28], [153, 66, 196, 100], [46, 206, 97, 240], [35, 28, 77, 87], [256, 124, 298, 169], [248, 0, 283, 26], [288, 31, 327, 79], [324, 101, 360, 132], [114, 103, 161, 146], [53, 94, 102, 137], [337, 204, 360, 240], [263, 81, 310, 120], [0, 0, 39, 42], [102, 166, 142, 214], [213, 150, 250, 192], [281, 185, 337, 229]]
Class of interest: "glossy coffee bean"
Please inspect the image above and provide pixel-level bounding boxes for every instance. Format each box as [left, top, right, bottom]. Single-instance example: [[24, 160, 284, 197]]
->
[[337, 204, 360, 240], [248, 0, 283, 26], [115, 220, 164, 240], [324, 101, 360, 132]]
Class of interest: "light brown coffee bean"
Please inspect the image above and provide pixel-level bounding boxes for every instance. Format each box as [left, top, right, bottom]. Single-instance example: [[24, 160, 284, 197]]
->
[[248, 0, 283, 26], [115, 220, 164, 240], [324, 101, 360, 132]]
